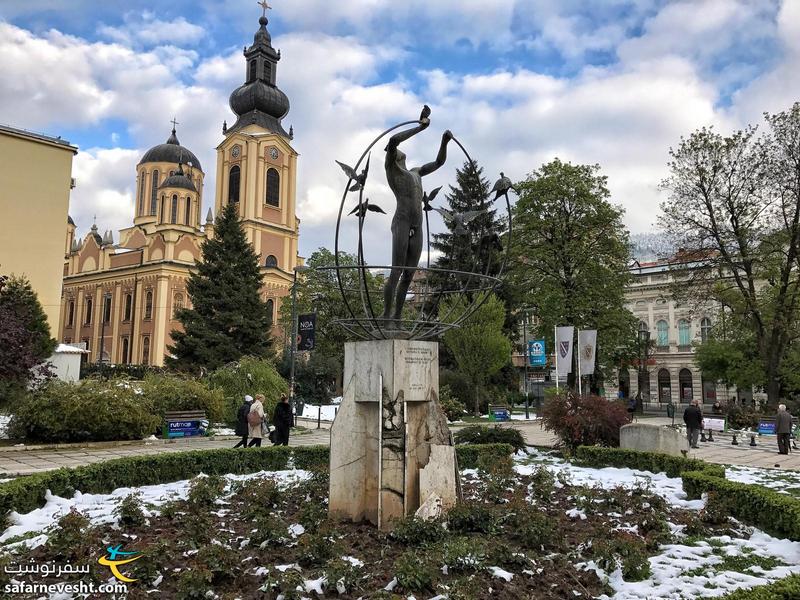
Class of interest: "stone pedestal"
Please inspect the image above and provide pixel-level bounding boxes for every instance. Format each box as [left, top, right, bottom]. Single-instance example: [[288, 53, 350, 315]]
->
[[620, 423, 689, 456], [329, 340, 458, 530]]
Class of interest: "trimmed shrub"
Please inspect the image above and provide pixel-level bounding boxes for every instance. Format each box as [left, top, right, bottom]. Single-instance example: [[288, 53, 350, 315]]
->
[[208, 357, 288, 424], [9, 379, 161, 443], [138, 374, 227, 424], [540, 392, 629, 449], [726, 406, 765, 431], [439, 385, 467, 422], [454, 443, 515, 469], [394, 551, 436, 593], [293, 445, 329, 470], [718, 575, 800, 599], [390, 516, 447, 546], [681, 470, 800, 541], [454, 426, 525, 453], [574, 446, 726, 479]]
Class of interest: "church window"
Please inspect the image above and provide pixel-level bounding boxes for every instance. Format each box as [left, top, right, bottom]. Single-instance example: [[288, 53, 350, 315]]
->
[[144, 290, 153, 320], [678, 319, 691, 346], [265, 255, 278, 268], [173, 293, 184, 318], [67, 300, 75, 327], [656, 320, 669, 348], [266, 168, 280, 207], [138, 173, 145, 216], [171, 195, 178, 224], [701, 317, 712, 342], [123, 294, 132, 321], [142, 336, 151, 365], [150, 170, 159, 215], [266, 299, 274, 326], [229, 166, 241, 204], [185, 197, 192, 225], [262, 61, 271, 82], [102, 295, 112, 323], [121, 337, 130, 364], [84, 297, 93, 325], [249, 60, 257, 83]]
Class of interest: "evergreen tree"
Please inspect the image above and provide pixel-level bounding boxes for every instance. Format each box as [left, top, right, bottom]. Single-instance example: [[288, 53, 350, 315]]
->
[[169, 203, 273, 372], [0, 274, 57, 404]]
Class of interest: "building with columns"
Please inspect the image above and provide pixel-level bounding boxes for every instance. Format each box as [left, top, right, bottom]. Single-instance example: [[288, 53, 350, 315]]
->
[[58, 11, 301, 367]]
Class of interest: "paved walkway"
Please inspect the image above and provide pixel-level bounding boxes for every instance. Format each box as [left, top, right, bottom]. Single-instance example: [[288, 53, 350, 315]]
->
[[0, 418, 797, 477]]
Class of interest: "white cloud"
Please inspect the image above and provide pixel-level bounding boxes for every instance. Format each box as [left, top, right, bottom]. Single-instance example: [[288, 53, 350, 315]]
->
[[97, 11, 204, 47]]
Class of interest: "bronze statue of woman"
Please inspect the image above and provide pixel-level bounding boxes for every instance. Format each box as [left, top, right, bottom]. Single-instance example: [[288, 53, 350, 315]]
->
[[381, 106, 453, 327]]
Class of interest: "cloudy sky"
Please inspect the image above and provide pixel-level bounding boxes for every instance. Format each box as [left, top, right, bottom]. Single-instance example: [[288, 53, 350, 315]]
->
[[2, 0, 799, 263]]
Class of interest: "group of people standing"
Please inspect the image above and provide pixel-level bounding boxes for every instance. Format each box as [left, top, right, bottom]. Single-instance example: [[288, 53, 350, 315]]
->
[[233, 393, 293, 448]]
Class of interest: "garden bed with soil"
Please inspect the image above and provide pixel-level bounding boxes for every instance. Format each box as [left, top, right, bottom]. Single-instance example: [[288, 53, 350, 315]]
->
[[0, 450, 798, 599]]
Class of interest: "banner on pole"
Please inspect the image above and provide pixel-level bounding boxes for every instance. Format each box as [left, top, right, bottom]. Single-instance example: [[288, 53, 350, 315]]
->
[[555, 326, 574, 376], [297, 313, 316, 351], [528, 339, 546, 367], [578, 329, 598, 376]]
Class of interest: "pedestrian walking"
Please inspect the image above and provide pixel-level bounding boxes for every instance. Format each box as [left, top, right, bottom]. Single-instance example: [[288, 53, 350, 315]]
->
[[272, 394, 292, 446], [626, 397, 637, 422], [247, 394, 266, 447], [233, 394, 253, 448], [683, 399, 704, 449], [776, 404, 793, 455]]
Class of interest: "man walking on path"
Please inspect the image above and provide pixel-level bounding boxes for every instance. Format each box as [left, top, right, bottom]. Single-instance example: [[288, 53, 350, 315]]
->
[[233, 395, 253, 448], [683, 399, 704, 449], [776, 404, 793, 455]]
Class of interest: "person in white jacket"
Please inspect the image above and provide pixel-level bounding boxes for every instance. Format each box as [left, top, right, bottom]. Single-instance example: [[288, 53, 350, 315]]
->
[[247, 394, 266, 447]]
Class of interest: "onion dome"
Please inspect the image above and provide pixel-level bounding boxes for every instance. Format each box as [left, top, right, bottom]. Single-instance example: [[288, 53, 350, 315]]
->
[[89, 223, 103, 245], [227, 15, 290, 137], [159, 163, 197, 193], [139, 126, 202, 172]]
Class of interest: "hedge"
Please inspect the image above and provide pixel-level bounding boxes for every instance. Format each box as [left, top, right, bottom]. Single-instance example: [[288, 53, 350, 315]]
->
[[719, 575, 800, 599], [574, 446, 726, 479], [0, 444, 513, 515], [681, 469, 800, 541]]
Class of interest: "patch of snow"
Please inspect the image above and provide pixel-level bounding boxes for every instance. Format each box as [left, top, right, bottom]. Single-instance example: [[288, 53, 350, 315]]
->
[[0, 414, 10, 439], [510, 413, 538, 421], [490, 566, 514, 581], [275, 563, 300, 573], [288, 523, 305, 537], [305, 577, 325, 595], [566, 508, 587, 521], [211, 424, 237, 436], [384, 577, 398, 591], [342, 556, 364, 567]]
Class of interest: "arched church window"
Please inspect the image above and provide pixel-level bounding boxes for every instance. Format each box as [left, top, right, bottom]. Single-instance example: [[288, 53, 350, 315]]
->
[[229, 166, 241, 205], [249, 60, 257, 83], [265, 255, 278, 267], [185, 197, 192, 225], [266, 299, 274, 326], [124, 294, 132, 321], [262, 61, 271, 83], [121, 337, 130, 365], [138, 173, 145, 216], [701, 317, 712, 342], [266, 168, 280, 207], [150, 170, 159, 215], [142, 336, 151, 365], [85, 297, 93, 325], [173, 293, 184, 318], [67, 300, 75, 327], [144, 290, 153, 320], [171, 195, 178, 224]]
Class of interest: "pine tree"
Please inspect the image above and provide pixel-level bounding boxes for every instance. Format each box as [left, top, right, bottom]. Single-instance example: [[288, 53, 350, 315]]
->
[[169, 203, 273, 372]]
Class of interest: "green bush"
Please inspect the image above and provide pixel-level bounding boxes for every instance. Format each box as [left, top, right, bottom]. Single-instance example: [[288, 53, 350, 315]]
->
[[718, 575, 800, 599], [390, 515, 447, 546], [574, 446, 726, 479], [447, 502, 500, 535], [138, 374, 227, 424], [439, 385, 467, 422], [454, 426, 525, 453], [454, 443, 515, 469], [8, 379, 161, 443], [394, 551, 436, 593], [592, 532, 651, 581], [208, 357, 288, 424], [682, 470, 800, 541]]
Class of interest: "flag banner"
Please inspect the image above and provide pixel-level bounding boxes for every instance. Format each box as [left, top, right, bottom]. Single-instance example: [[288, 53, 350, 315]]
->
[[297, 313, 316, 351], [555, 326, 574, 376], [528, 339, 547, 367], [578, 329, 597, 376]]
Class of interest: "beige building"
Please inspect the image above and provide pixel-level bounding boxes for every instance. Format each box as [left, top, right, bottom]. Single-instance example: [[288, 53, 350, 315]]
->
[[0, 125, 77, 330], [58, 12, 301, 367]]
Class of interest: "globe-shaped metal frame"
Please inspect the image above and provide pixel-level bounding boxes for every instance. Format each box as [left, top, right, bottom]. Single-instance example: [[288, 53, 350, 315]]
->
[[321, 118, 513, 341]]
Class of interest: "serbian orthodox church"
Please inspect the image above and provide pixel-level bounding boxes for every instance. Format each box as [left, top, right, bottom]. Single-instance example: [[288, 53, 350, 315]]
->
[[59, 10, 301, 367]]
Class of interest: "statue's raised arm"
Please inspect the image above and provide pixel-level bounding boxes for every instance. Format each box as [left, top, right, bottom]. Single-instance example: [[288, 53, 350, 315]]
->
[[419, 130, 454, 177]]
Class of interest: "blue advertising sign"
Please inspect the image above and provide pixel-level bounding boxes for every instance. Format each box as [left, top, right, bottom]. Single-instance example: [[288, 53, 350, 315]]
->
[[758, 420, 776, 435], [528, 339, 547, 367], [167, 420, 204, 438]]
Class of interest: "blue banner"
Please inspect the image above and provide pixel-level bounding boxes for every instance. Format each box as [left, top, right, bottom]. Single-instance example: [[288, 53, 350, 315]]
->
[[528, 339, 547, 367]]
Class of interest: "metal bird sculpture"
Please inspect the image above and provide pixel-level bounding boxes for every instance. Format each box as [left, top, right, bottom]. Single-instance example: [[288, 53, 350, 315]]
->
[[420, 104, 431, 124], [422, 186, 443, 212], [336, 154, 370, 192], [491, 172, 517, 202], [348, 199, 386, 218], [432, 207, 487, 235]]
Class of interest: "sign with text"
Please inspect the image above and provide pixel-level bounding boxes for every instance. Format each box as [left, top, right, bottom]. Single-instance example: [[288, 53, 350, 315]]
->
[[528, 340, 546, 367], [758, 420, 776, 435], [297, 313, 316, 351], [703, 417, 726, 432]]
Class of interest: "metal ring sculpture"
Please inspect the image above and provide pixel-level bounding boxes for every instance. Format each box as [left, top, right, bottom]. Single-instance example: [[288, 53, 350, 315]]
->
[[320, 117, 513, 340]]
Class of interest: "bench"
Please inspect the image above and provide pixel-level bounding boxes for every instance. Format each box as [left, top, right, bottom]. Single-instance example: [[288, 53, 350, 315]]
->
[[163, 410, 208, 438], [488, 404, 511, 422]]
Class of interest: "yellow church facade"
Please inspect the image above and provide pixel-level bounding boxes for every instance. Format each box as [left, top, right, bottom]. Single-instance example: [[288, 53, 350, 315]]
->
[[58, 13, 300, 367]]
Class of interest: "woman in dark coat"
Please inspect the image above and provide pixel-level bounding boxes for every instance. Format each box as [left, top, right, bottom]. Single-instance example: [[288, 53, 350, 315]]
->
[[272, 394, 293, 446], [233, 395, 253, 448]]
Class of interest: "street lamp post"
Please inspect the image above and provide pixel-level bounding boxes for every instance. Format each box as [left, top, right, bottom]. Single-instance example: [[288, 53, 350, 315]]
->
[[289, 265, 310, 424], [637, 329, 650, 414], [522, 311, 530, 420]]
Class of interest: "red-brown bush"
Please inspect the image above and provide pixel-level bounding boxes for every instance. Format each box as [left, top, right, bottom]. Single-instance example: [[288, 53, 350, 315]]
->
[[540, 392, 629, 449]]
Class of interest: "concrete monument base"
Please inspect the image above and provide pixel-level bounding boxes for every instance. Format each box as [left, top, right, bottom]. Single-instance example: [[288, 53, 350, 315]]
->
[[620, 423, 689, 456], [329, 339, 459, 530]]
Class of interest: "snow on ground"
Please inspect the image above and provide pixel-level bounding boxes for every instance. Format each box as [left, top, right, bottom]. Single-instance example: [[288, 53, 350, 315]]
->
[[509, 413, 538, 421], [514, 449, 704, 510], [726, 464, 800, 498], [300, 404, 338, 421], [589, 532, 800, 599], [0, 470, 310, 549], [0, 414, 10, 439], [211, 424, 237, 436]]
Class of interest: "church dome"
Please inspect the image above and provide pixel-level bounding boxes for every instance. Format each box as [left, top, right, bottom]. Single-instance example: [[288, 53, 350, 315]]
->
[[139, 127, 202, 172], [159, 165, 197, 192]]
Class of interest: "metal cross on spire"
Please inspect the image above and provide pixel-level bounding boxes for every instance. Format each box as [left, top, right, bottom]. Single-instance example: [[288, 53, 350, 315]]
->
[[257, 0, 272, 18], [170, 117, 179, 130]]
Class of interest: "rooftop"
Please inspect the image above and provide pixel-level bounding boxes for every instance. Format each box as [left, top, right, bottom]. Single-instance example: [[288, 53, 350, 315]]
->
[[0, 123, 78, 152]]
